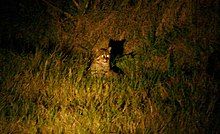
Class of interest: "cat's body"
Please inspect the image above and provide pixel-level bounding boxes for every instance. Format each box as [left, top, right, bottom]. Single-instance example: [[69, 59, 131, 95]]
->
[[89, 47, 119, 77]]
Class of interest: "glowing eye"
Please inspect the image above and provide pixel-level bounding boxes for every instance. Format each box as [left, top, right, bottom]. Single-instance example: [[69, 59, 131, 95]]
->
[[101, 55, 104, 58], [107, 55, 109, 58]]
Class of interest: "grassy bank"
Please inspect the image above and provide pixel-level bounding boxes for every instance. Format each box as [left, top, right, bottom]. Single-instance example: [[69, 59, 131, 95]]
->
[[0, 0, 219, 133]]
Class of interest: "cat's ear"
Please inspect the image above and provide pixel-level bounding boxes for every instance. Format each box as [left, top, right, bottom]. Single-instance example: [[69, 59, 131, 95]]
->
[[108, 47, 111, 52], [93, 47, 99, 53]]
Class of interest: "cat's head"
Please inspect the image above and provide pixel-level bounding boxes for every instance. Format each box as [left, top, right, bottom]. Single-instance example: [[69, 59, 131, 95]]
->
[[95, 47, 111, 63]]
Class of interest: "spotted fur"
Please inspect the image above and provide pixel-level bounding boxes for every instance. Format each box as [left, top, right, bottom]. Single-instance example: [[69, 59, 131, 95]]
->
[[90, 47, 111, 77]]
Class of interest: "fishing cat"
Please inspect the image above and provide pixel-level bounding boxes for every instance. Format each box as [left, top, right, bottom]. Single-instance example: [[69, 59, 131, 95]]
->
[[89, 47, 119, 77]]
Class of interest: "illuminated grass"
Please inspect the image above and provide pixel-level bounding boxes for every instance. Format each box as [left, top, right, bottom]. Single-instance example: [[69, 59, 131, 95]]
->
[[0, 44, 218, 133]]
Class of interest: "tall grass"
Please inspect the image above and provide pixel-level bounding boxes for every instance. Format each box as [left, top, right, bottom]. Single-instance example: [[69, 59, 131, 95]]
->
[[0, 0, 219, 133]]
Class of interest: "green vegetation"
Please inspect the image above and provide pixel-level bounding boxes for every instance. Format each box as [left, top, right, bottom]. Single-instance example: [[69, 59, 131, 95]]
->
[[0, 0, 219, 133]]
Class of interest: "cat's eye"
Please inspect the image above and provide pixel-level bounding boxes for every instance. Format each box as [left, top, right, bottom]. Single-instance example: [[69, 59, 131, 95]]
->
[[101, 55, 104, 58], [107, 55, 109, 58]]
